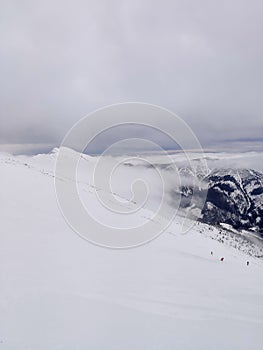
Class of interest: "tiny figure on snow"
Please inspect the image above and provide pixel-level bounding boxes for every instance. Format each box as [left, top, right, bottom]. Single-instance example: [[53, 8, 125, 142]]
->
[[220, 257, 224, 262], [246, 261, 249, 266], [210, 251, 213, 256]]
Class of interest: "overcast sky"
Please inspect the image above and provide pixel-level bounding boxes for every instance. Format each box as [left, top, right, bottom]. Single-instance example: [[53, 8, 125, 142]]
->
[[0, 0, 263, 154]]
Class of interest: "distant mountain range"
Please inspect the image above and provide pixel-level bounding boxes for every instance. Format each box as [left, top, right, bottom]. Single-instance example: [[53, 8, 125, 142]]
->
[[123, 156, 263, 235], [177, 168, 263, 234]]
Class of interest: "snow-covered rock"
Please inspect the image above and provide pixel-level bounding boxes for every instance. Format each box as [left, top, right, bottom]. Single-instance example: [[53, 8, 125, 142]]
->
[[202, 168, 263, 233]]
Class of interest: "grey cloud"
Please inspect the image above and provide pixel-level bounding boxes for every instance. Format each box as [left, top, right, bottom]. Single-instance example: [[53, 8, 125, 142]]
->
[[0, 0, 263, 154]]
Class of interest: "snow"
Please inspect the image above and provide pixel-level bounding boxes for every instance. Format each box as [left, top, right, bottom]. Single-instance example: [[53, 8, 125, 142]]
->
[[1, 150, 263, 349]]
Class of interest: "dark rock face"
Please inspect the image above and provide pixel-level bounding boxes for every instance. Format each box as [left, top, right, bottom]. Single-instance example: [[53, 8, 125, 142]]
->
[[201, 169, 263, 233]]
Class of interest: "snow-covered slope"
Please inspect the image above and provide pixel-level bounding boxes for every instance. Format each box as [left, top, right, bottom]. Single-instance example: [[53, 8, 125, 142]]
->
[[1, 150, 263, 350]]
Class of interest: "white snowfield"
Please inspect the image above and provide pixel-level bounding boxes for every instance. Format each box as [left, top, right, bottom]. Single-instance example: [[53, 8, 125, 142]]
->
[[1, 149, 263, 350]]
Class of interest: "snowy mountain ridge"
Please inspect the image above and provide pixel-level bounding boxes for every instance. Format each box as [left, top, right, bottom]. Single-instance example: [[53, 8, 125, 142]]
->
[[1, 149, 263, 349]]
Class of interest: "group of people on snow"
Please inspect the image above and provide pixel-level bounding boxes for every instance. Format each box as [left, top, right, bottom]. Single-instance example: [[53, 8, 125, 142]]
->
[[210, 251, 249, 265]]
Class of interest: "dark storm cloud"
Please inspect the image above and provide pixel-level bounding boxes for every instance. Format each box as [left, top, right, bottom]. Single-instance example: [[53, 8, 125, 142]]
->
[[0, 0, 263, 154]]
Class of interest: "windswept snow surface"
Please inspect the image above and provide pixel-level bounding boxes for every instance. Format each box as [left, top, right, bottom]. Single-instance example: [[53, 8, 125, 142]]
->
[[1, 150, 263, 350]]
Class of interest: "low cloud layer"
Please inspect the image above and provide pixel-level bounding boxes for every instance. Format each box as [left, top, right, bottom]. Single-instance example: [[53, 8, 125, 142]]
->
[[1, 0, 263, 154]]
